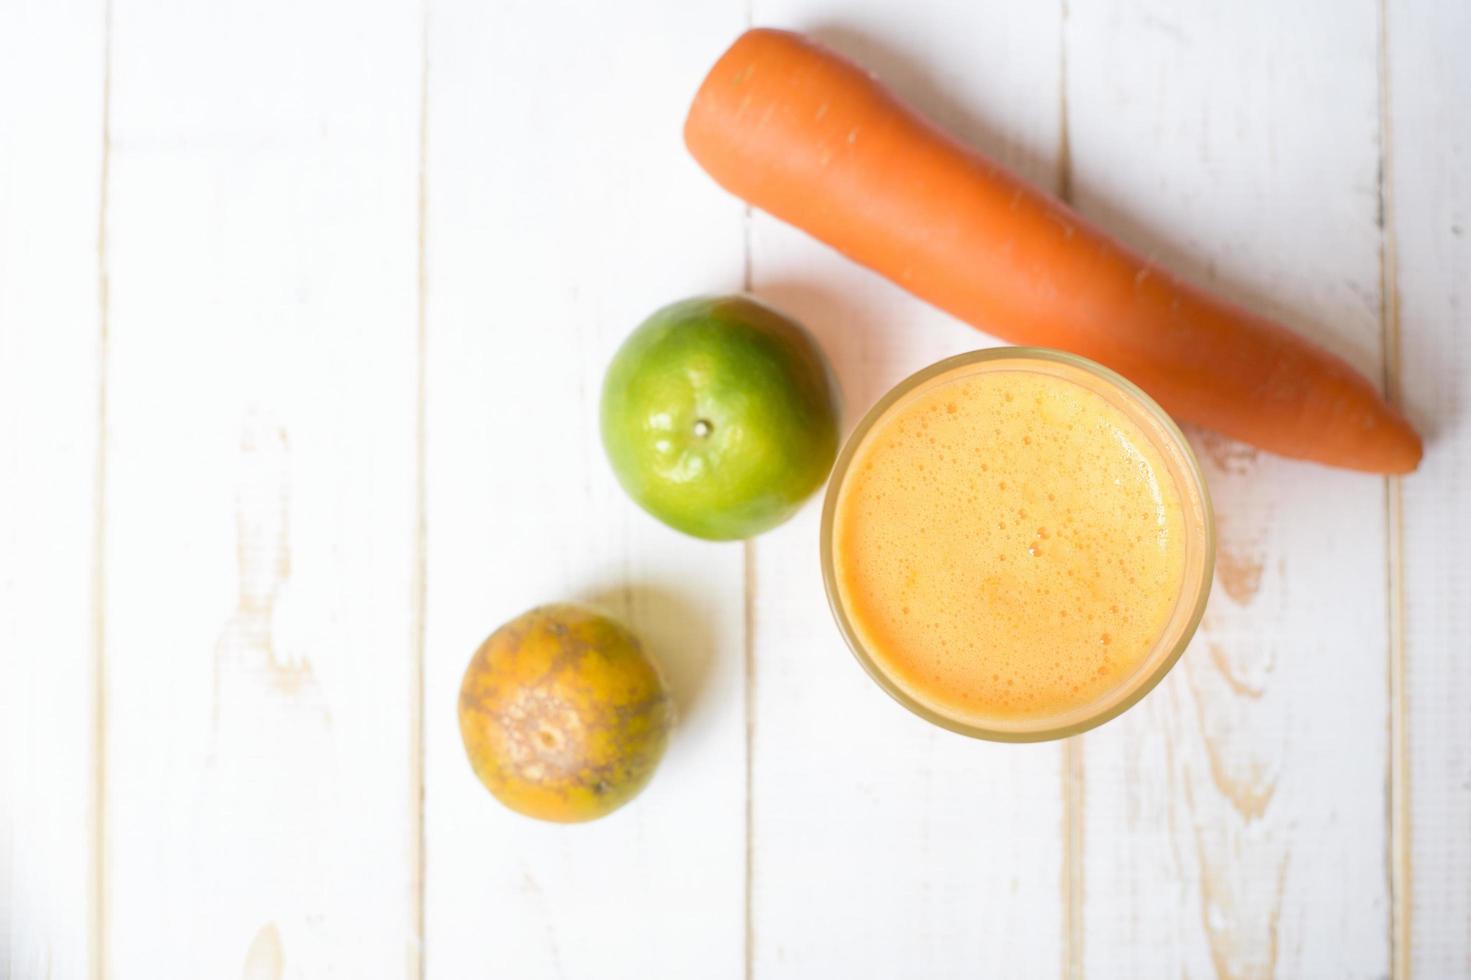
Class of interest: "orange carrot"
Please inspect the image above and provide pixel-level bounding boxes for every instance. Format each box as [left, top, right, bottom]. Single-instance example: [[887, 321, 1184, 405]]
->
[[684, 28, 1422, 474]]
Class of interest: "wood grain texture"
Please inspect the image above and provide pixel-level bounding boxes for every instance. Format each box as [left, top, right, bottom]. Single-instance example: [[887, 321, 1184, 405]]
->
[[1066, 1, 1393, 975], [7, 2, 1469, 976], [0, 2, 107, 977], [100, 0, 422, 974], [418, 2, 749, 977], [744, 4, 1069, 976], [1385, 0, 1471, 974]]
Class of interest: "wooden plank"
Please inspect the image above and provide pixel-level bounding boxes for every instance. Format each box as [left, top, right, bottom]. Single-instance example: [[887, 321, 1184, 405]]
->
[[1066, 1, 1393, 975], [419, 3, 749, 977], [0, 1, 107, 976], [744, 5, 1069, 976], [101, 0, 422, 974], [1384, 0, 1471, 974]]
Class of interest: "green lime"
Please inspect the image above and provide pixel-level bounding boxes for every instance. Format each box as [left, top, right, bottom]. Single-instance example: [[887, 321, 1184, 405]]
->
[[601, 295, 841, 540]]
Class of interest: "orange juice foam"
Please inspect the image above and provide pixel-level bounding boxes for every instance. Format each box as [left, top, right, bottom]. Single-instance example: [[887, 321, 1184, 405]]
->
[[831, 359, 1188, 726]]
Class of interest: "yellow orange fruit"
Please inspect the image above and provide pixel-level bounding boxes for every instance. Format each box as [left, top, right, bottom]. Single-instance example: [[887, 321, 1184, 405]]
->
[[458, 604, 672, 823]]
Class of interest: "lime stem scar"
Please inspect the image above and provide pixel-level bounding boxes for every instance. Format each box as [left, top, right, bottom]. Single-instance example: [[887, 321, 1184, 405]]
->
[[693, 419, 714, 438]]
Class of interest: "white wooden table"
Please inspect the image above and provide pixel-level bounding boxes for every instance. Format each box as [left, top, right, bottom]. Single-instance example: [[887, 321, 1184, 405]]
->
[[3, 0, 1467, 976]]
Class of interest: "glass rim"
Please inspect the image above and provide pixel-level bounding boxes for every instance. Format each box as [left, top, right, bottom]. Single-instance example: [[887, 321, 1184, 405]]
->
[[819, 346, 1216, 743]]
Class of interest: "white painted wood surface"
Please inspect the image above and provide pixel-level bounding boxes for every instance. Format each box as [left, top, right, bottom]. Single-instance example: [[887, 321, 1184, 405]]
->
[[1, 1, 1466, 978], [0, 2, 105, 977], [1067, 2, 1393, 976], [745, 3, 1069, 976], [101, 0, 421, 975], [420, 3, 749, 977], [1387, 1, 1471, 975]]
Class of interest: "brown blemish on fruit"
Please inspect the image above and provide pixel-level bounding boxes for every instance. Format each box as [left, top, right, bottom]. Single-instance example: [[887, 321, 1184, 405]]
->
[[492, 684, 593, 784], [459, 604, 671, 821]]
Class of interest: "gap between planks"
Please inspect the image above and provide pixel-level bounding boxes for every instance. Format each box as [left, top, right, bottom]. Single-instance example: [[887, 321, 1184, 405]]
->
[[91, 0, 114, 975], [741, 150, 756, 976], [1375, 0, 1411, 973], [1056, 7, 1083, 976], [411, 2, 432, 978], [742, 537, 757, 980], [1061, 738, 1085, 980]]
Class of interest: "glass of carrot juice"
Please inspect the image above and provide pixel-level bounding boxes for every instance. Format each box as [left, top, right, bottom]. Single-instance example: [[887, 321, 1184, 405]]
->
[[821, 347, 1214, 741]]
